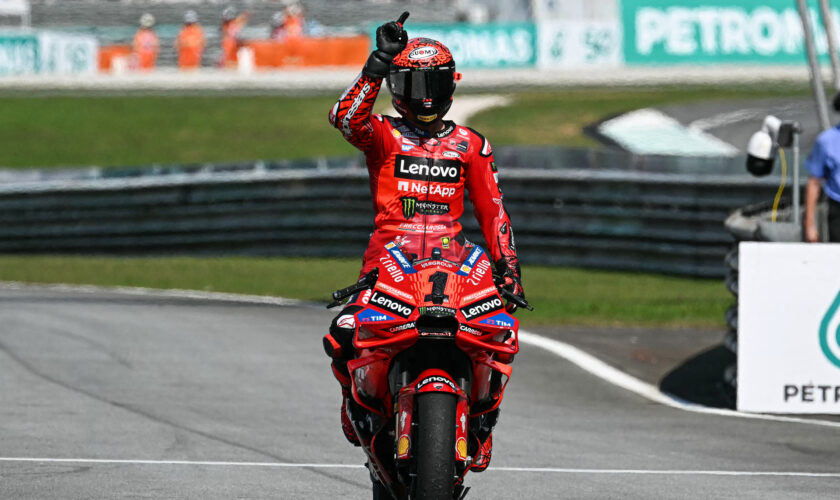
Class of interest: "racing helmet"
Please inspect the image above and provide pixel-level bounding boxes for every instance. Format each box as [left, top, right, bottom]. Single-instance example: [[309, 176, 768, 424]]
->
[[388, 38, 459, 124], [184, 10, 199, 24]]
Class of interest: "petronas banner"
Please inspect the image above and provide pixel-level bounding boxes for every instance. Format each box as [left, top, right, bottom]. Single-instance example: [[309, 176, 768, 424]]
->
[[622, 0, 838, 65], [0, 30, 97, 76], [739, 243, 840, 414], [371, 22, 537, 69]]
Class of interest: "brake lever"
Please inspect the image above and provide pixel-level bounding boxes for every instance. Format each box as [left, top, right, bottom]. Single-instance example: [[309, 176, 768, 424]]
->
[[327, 268, 380, 309], [499, 287, 534, 312]]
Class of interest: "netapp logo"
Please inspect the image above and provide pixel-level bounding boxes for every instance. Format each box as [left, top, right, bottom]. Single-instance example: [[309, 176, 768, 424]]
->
[[395, 155, 461, 184], [460, 295, 503, 321], [370, 291, 414, 319], [400, 197, 450, 219]]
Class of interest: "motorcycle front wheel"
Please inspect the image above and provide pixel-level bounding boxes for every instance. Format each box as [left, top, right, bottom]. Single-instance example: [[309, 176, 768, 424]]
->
[[411, 392, 456, 500]]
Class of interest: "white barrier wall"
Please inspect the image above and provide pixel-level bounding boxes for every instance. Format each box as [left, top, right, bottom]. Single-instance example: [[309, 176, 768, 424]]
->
[[738, 242, 840, 414]]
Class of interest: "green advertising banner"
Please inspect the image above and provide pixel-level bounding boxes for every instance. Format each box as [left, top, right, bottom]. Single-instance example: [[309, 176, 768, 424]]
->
[[0, 30, 98, 76], [371, 22, 537, 69], [622, 0, 838, 65], [0, 34, 38, 75]]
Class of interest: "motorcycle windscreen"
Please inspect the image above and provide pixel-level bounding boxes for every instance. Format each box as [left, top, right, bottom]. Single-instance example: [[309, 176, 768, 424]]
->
[[388, 69, 454, 106]]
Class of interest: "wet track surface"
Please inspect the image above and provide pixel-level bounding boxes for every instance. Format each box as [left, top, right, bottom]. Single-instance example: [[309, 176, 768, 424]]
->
[[1, 286, 839, 499]]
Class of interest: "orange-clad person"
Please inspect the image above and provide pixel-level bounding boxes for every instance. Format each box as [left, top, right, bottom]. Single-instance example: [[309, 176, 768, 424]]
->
[[176, 10, 206, 70], [132, 13, 159, 70], [220, 6, 250, 68], [270, 1, 305, 41]]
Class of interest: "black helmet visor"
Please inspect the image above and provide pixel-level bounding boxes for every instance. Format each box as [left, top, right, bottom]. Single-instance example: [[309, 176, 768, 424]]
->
[[388, 68, 454, 105]]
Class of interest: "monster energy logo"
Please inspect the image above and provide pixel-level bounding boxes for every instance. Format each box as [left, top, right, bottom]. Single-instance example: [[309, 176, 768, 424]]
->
[[819, 290, 840, 371], [400, 197, 450, 219]]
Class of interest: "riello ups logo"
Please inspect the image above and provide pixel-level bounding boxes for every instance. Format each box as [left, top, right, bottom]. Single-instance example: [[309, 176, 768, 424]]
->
[[819, 290, 840, 370], [400, 197, 450, 219]]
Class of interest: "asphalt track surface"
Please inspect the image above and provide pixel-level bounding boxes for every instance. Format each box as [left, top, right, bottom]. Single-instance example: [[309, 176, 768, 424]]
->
[[2, 286, 840, 499]]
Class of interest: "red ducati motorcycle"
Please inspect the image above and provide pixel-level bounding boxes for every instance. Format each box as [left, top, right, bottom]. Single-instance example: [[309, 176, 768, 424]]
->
[[328, 222, 530, 500]]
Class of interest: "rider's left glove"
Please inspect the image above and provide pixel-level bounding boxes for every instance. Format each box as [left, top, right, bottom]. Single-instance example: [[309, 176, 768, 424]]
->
[[363, 12, 409, 78]]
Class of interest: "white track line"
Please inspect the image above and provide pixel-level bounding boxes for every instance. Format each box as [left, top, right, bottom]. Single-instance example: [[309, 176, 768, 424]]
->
[[0, 458, 837, 477], [518, 331, 840, 429], [0, 281, 303, 307], [3, 282, 839, 428]]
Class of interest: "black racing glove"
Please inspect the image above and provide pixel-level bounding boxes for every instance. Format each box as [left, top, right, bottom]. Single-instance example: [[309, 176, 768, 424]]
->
[[495, 257, 525, 314], [363, 12, 409, 78]]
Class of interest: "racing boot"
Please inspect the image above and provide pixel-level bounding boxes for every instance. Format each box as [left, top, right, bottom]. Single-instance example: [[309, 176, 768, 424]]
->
[[470, 409, 499, 472], [340, 386, 361, 447], [471, 433, 492, 472], [325, 305, 365, 446], [328, 360, 360, 446]]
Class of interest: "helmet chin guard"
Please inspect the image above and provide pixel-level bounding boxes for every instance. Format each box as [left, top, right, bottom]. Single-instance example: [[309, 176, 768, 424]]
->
[[388, 38, 456, 124]]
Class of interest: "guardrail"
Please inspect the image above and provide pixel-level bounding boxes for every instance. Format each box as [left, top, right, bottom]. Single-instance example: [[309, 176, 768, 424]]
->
[[0, 151, 789, 278]]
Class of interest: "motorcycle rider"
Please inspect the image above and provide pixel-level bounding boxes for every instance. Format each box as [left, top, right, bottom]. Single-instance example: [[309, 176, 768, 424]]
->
[[323, 12, 524, 472]]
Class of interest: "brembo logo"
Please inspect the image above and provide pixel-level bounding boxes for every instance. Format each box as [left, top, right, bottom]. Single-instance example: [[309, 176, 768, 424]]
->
[[408, 47, 439, 60], [460, 295, 504, 321], [370, 291, 414, 319], [820, 290, 840, 370], [395, 155, 461, 184]]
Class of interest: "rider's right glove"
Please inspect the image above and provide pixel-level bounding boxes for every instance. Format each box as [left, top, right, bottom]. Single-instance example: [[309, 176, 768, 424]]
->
[[362, 12, 409, 78], [495, 257, 525, 314]]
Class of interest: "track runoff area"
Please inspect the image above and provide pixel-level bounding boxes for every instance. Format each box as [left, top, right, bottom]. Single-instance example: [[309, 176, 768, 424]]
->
[[1, 283, 839, 499]]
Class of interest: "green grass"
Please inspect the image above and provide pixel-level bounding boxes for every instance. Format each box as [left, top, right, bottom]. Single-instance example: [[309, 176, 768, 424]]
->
[[0, 256, 731, 328], [469, 85, 812, 148], [0, 95, 357, 168], [0, 84, 811, 168]]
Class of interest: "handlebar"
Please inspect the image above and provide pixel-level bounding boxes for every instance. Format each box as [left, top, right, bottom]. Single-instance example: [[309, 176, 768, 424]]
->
[[327, 268, 379, 309]]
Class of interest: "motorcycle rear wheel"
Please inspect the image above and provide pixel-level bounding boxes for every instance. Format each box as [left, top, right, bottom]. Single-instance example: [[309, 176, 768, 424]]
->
[[411, 392, 456, 500]]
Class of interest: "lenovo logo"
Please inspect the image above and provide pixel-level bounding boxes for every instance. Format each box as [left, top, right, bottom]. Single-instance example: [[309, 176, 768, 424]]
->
[[460, 295, 503, 321], [370, 291, 415, 319], [395, 155, 461, 184]]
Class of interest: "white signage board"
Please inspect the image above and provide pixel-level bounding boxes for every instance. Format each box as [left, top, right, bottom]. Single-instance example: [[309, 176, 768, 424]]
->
[[537, 21, 623, 69], [738, 242, 840, 413]]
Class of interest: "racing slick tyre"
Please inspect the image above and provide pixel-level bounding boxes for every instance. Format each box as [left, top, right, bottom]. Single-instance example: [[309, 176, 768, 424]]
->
[[411, 392, 456, 500]]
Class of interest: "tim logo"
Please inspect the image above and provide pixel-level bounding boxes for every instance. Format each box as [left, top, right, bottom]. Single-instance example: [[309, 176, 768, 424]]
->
[[395, 155, 461, 184], [819, 290, 840, 370]]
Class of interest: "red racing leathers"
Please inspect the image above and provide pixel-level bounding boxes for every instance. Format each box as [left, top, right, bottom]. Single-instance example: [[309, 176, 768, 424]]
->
[[328, 72, 519, 277]]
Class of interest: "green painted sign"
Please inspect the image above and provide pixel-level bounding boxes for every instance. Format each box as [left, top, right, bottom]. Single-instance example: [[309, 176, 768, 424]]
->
[[622, 0, 838, 65], [371, 22, 537, 69]]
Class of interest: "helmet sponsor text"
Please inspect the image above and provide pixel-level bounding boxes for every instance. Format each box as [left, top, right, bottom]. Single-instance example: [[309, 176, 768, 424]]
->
[[408, 46, 439, 60]]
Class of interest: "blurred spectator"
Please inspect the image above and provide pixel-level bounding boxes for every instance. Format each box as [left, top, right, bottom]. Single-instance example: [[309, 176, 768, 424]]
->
[[176, 10, 206, 70], [220, 6, 250, 68], [270, 1, 305, 41], [132, 13, 159, 70], [805, 96, 840, 243]]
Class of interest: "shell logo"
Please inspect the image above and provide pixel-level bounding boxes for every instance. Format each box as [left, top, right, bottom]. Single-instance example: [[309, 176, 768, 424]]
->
[[456, 437, 468, 460], [397, 436, 411, 456], [408, 46, 439, 60]]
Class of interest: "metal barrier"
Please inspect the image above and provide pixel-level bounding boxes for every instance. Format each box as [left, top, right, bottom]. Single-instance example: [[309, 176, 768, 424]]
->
[[0, 150, 788, 278]]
